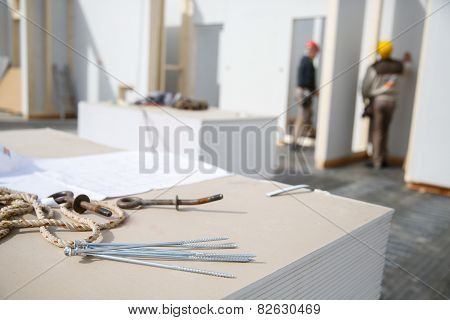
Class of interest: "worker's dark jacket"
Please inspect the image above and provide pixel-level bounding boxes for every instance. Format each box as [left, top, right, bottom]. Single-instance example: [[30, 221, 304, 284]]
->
[[297, 56, 316, 91], [362, 58, 404, 102]]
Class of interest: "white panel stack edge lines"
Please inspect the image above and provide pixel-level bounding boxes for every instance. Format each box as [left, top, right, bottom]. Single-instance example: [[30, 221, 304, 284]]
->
[[228, 215, 389, 299], [225, 212, 393, 300]]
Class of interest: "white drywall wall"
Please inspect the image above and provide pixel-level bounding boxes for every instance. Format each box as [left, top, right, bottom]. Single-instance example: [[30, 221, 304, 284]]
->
[[378, 0, 396, 38], [72, 0, 151, 102], [405, 0, 450, 188], [192, 0, 228, 25], [351, 0, 382, 153], [165, 0, 328, 126], [218, 0, 328, 127], [315, 0, 366, 165], [386, 0, 425, 158], [165, 0, 183, 27]]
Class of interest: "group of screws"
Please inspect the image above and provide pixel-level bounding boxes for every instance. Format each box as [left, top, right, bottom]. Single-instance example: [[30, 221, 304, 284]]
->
[[65, 237, 255, 278]]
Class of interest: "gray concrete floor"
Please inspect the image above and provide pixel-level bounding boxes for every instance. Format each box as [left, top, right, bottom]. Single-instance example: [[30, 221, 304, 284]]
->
[[273, 145, 450, 300], [0, 111, 77, 133], [1, 113, 448, 299]]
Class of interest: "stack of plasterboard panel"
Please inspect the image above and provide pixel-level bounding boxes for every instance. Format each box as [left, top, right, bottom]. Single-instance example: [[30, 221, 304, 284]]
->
[[226, 213, 392, 299], [0, 129, 394, 300]]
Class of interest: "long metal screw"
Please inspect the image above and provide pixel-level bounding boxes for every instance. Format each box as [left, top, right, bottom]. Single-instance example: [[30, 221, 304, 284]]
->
[[77, 252, 253, 263], [73, 237, 230, 252], [65, 247, 255, 262], [66, 246, 255, 258], [87, 253, 235, 278], [77, 242, 238, 250]]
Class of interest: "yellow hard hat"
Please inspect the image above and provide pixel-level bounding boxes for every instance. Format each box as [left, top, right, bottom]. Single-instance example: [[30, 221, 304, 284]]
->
[[377, 41, 393, 59]]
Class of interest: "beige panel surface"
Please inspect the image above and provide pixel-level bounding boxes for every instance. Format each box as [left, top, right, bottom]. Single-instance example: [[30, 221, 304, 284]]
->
[[0, 129, 393, 299], [0, 128, 118, 157], [0, 68, 22, 114]]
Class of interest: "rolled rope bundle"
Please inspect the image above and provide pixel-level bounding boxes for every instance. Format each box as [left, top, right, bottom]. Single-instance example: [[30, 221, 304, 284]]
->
[[0, 187, 127, 248]]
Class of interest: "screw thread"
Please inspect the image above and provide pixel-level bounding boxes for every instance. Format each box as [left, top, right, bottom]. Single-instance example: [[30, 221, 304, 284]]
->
[[193, 252, 255, 258], [180, 236, 229, 244], [191, 255, 253, 262], [182, 242, 238, 249], [174, 265, 235, 278]]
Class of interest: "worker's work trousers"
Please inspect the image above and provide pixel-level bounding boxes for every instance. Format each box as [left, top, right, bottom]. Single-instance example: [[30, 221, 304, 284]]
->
[[293, 89, 314, 144], [371, 99, 395, 168]]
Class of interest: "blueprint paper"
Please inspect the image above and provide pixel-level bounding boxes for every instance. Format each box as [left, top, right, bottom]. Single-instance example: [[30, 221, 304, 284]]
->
[[1, 146, 230, 200]]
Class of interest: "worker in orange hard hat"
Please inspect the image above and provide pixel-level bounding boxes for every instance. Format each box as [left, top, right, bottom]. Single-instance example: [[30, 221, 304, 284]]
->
[[361, 41, 411, 169], [292, 40, 320, 148]]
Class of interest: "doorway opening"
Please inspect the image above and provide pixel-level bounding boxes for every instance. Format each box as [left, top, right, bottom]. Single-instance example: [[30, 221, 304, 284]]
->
[[285, 17, 325, 149], [350, 0, 426, 167], [192, 24, 222, 107]]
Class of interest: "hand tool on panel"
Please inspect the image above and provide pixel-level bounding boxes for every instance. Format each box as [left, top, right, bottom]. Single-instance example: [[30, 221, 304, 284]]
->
[[116, 194, 223, 210]]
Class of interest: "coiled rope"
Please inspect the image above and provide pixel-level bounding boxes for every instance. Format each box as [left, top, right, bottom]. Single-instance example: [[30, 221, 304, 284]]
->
[[0, 187, 127, 248]]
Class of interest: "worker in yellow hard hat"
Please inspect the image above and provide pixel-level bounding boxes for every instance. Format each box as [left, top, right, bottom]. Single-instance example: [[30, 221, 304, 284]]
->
[[361, 41, 411, 169], [377, 41, 393, 59]]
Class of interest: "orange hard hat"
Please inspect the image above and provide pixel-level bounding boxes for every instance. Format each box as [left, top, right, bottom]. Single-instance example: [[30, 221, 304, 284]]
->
[[306, 40, 320, 52]]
